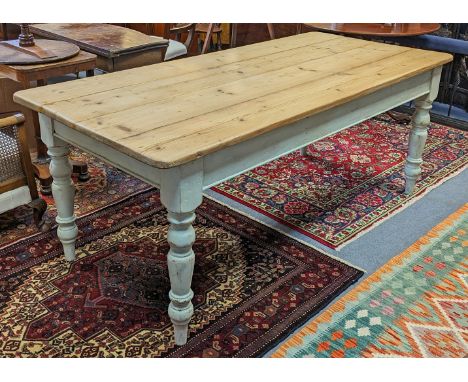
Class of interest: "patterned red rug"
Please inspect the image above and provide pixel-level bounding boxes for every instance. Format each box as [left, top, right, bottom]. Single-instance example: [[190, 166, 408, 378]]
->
[[0, 148, 150, 248], [212, 115, 468, 249], [0, 190, 362, 357]]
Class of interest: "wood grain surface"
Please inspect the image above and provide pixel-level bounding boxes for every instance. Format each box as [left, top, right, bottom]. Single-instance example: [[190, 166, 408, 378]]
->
[[0, 39, 80, 65], [29, 24, 168, 57], [14, 32, 452, 168], [305, 23, 441, 37]]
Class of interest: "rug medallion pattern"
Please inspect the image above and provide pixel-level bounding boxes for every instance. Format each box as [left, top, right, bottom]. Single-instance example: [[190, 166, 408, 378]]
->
[[0, 192, 362, 357]]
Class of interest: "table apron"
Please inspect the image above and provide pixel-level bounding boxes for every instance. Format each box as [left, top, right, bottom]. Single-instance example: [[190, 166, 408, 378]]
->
[[40, 68, 440, 193], [39, 113, 162, 187], [202, 69, 436, 188]]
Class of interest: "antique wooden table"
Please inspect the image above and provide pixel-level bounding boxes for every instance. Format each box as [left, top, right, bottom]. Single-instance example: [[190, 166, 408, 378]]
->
[[0, 50, 97, 193], [29, 24, 169, 72], [14, 32, 451, 345], [305, 23, 441, 37]]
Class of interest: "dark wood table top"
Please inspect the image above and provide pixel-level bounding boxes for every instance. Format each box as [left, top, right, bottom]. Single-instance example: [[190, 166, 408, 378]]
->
[[0, 39, 80, 65], [29, 23, 169, 58], [305, 23, 440, 37], [1, 50, 96, 75]]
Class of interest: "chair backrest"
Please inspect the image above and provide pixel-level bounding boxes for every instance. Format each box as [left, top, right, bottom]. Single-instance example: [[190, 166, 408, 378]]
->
[[0, 76, 36, 150], [164, 23, 196, 50]]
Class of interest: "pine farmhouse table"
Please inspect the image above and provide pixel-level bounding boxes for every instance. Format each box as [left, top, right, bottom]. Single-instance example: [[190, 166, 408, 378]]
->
[[14, 32, 452, 345]]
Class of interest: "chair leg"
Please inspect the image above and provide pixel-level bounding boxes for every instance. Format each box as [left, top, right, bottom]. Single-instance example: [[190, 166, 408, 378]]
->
[[72, 160, 89, 182], [267, 23, 275, 40], [28, 197, 49, 231], [448, 55, 462, 116], [216, 32, 222, 50], [33, 162, 53, 195], [230, 23, 238, 48], [201, 23, 214, 54]]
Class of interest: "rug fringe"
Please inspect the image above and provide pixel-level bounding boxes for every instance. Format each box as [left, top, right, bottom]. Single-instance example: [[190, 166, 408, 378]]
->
[[334, 164, 468, 250], [270, 202, 468, 358]]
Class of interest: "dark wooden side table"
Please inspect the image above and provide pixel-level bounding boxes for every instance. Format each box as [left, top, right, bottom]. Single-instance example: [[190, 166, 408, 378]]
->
[[0, 50, 97, 193], [30, 23, 169, 72], [304, 23, 441, 37]]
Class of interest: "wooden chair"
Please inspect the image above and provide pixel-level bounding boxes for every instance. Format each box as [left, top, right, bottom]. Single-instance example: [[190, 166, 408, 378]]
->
[[162, 23, 196, 60], [115, 23, 196, 61], [0, 113, 47, 229], [230, 23, 276, 49], [196, 23, 223, 54]]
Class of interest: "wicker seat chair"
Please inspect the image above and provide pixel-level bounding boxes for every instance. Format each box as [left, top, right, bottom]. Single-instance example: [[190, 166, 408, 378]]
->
[[0, 113, 47, 229]]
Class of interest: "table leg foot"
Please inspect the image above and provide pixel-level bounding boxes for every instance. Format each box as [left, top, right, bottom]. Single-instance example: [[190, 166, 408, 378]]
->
[[48, 144, 78, 261], [404, 96, 431, 195], [300, 146, 308, 156]]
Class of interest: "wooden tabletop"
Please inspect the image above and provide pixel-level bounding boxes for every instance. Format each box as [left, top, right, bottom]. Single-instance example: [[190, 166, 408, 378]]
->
[[29, 24, 168, 57], [0, 39, 80, 65], [14, 32, 452, 169], [305, 23, 440, 37]]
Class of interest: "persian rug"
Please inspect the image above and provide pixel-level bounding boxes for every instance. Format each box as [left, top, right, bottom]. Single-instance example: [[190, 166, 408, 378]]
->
[[0, 147, 150, 248], [212, 114, 468, 249], [272, 203, 468, 358], [0, 190, 362, 357]]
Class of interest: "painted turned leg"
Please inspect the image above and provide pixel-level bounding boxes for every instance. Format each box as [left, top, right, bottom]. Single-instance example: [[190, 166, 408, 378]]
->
[[160, 162, 203, 345], [39, 115, 78, 261], [166, 210, 196, 344], [404, 96, 432, 194], [48, 144, 78, 261], [300, 146, 308, 156]]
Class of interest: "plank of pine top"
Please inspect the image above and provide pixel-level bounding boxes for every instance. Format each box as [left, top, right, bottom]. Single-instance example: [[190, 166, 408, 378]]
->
[[78, 44, 409, 142], [37, 37, 376, 124], [14, 32, 452, 168], [15, 32, 341, 108]]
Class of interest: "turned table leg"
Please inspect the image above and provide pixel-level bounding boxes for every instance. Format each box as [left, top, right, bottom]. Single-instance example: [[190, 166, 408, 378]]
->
[[300, 146, 308, 156], [404, 95, 432, 194], [49, 144, 78, 261], [160, 162, 203, 345], [40, 116, 78, 261]]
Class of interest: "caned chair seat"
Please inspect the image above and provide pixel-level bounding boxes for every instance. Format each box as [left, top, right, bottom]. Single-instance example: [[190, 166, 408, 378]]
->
[[0, 128, 32, 215], [0, 113, 47, 226], [0, 128, 23, 183]]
